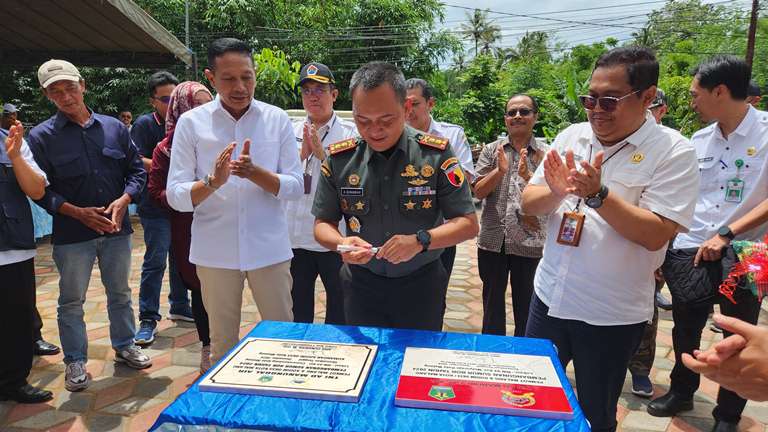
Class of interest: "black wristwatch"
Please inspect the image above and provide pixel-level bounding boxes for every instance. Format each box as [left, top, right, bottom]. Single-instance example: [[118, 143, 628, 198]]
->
[[585, 185, 609, 209], [718, 225, 735, 240], [416, 229, 431, 252]]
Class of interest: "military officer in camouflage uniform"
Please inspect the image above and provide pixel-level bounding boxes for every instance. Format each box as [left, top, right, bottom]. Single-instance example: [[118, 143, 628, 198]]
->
[[312, 62, 479, 331]]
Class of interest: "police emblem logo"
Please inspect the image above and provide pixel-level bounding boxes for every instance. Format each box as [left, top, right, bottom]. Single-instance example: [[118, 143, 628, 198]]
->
[[307, 64, 319, 76], [349, 216, 361, 233], [348, 173, 361, 186], [500, 390, 536, 407], [421, 164, 434, 178]]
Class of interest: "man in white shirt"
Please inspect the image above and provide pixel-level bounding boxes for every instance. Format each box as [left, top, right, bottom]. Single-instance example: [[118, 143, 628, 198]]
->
[[521, 47, 699, 432], [405, 78, 476, 282], [167, 38, 303, 363], [284, 62, 356, 324], [0, 122, 53, 403], [647, 55, 768, 432]]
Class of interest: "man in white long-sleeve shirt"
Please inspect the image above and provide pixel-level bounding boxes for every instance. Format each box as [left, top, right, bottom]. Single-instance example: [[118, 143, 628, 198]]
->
[[166, 38, 303, 363]]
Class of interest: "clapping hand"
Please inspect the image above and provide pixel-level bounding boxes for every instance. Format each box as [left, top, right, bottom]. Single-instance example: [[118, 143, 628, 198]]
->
[[4, 120, 23, 160], [303, 122, 325, 161]]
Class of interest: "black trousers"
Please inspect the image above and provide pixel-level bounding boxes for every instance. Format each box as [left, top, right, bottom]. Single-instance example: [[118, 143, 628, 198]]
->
[[32, 301, 43, 341], [290, 248, 345, 325], [478, 246, 539, 336], [0, 258, 36, 389], [669, 284, 760, 423], [440, 246, 456, 277], [340, 259, 448, 331], [526, 294, 645, 432]]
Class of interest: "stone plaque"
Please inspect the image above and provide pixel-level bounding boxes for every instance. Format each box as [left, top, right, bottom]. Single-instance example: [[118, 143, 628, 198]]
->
[[199, 338, 378, 402]]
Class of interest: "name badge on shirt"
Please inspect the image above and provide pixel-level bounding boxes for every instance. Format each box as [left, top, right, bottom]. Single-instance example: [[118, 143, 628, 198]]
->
[[725, 178, 744, 203], [698, 156, 714, 163], [340, 187, 364, 197], [557, 211, 584, 247]]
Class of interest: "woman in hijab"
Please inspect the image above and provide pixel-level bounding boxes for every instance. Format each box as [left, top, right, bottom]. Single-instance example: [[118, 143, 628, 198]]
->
[[147, 81, 213, 373]]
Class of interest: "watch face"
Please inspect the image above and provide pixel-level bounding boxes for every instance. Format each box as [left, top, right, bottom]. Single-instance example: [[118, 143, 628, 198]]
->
[[586, 196, 601, 208]]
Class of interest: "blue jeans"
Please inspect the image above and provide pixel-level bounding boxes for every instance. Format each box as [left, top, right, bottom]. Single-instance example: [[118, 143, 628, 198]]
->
[[525, 294, 645, 432], [138, 216, 189, 321], [53, 235, 136, 364]]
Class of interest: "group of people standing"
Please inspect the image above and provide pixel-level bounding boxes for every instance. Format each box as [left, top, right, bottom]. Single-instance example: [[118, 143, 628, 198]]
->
[[1, 36, 767, 432]]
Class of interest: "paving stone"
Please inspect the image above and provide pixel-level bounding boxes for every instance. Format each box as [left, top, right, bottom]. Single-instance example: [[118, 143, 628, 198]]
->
[[101, 396, 166, 415], [53, 391, 94, 413], [83, 413, 127, 432], [146, 365, 199, 380], [620, 410, 671, 431], [11, 409, 78, 430]]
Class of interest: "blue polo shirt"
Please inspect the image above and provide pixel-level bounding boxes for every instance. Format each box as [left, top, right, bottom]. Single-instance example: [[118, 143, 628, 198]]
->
[[131, 111, 167, 218], [27, 110, 146, 245]]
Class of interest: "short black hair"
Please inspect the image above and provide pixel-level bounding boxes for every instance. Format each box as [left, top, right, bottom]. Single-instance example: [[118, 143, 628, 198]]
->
[[693, 55, 750, 100], [207, 38, 253, 70], [594, 46, 659, 93], [147, 71, 179, 97], [748, 80, 761, 97], [405, 78, 434, 100], [350, 62, 407, 104], [508, 94, 539, 113]]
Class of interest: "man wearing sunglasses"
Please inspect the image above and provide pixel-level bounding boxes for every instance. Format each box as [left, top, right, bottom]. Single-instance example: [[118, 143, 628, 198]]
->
[[648, 55, 768, 432], [284, 62, 356, 325], [132, 71, 195, 348], [473, 94, 548, 337], [521, 47, 699, 432]]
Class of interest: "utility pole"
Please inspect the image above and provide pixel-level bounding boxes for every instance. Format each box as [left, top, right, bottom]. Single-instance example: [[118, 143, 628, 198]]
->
[[746, 0, 759, 71], [185, 0, 197, 80]]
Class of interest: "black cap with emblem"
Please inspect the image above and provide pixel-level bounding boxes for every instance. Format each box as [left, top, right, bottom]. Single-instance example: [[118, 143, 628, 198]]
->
[[298, 62, 335, 86]]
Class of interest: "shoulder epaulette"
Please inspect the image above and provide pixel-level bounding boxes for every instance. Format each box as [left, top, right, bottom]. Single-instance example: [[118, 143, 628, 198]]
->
[[328, 138, 358, 155], [417, 132, 449, 150]]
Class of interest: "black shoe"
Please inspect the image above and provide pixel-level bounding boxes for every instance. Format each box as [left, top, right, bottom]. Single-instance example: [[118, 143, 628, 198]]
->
[[0, 384, 53, 403], [655, 291, 673, 311], [33, 339, 61, 356], [647, 392, 694, 417], [711, 420, 739, 432]]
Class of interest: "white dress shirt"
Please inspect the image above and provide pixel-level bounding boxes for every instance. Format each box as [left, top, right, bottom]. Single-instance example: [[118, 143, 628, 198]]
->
[[428, 117, 476, 178], [674, 106, 768, 248], [167, 96, 303, 271], [0, 138, 47, 266], [529, 115, 699, 325], [283, 112, 356, 251]]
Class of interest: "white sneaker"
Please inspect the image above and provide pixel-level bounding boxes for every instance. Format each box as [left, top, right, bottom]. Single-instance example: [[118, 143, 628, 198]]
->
[[115, 345, 152, 369], [200, 345, 212, 373], [65, 361, 91, 392]]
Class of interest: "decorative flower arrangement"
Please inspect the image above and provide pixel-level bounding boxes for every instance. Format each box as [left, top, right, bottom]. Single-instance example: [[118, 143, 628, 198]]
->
[[720, 234, 768, 303]]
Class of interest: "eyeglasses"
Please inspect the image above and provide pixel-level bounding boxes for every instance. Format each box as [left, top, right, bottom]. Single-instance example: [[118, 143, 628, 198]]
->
[[153, 96, 171, 104], [578, 90, 640, 112], [506, 108, 534, 117], [301, 87, 330, 97]]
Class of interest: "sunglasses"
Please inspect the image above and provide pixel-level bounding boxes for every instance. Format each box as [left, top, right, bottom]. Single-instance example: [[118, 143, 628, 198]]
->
[[153, 95, 171, 104], [578, 90, 640, 112], [505, 108, 534, 117]]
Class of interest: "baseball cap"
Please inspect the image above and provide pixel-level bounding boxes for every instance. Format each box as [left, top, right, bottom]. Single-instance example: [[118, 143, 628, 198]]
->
[[298, 62, 335, 86], [37, 59, 82, 89], [2, 103, 17, 114], [649, 89, 667, 109]]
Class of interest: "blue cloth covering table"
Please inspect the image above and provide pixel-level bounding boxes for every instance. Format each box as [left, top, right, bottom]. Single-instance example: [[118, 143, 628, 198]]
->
[[150, 321, 589, 432]]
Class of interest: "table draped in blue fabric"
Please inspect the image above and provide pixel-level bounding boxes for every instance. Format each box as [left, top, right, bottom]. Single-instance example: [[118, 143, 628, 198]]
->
[[150, 321, 589, 432]]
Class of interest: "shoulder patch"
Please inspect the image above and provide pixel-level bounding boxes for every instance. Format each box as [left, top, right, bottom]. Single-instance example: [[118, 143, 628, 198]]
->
[[417, 133, 449, 150], [329, 138, 358, 156]]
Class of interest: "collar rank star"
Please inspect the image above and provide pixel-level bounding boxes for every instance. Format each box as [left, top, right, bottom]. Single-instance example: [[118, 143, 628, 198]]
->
[[417, 133, 449, 150], [329, 138, 357, 156]]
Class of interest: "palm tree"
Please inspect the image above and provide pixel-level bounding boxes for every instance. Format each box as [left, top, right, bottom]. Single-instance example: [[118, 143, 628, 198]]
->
[[459, 9, 501, 56]]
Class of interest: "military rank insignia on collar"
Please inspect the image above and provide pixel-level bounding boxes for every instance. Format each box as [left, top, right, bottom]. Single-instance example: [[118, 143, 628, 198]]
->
[[329, 138, 358, 155], [417, 133, 449, 150]]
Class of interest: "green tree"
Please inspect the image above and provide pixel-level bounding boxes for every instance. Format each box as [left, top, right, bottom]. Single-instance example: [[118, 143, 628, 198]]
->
[[459, 9, 501, 57]]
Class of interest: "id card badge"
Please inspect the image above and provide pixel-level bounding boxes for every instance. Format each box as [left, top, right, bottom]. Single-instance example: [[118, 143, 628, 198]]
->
[[724, 178, 744, 203], [303, 173, 312, 194], [556, 211, 585, 247]]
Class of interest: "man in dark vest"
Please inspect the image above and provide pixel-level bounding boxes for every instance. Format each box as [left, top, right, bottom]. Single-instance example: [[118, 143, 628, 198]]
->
[[0, 121, 53, 403]]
